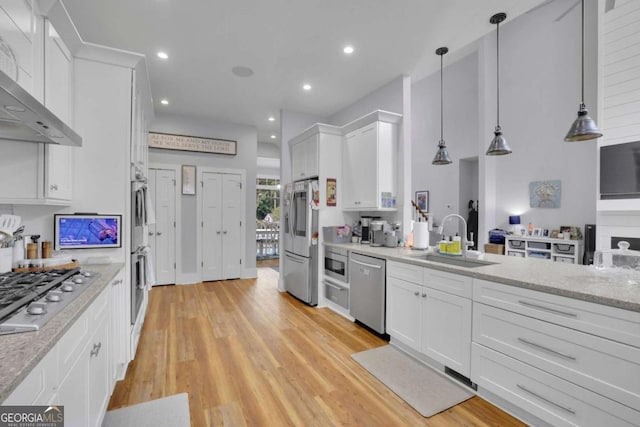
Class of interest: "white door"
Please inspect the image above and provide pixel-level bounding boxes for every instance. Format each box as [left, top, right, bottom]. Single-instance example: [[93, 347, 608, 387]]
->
[[221, 174, 242, 279], [153, 169, 176, 285], [202, 173, 223, 281], [202, 172, 243, 281]]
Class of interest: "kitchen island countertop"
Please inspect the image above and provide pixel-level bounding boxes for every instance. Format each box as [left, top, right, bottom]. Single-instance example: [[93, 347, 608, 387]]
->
[[0, 263, 124, 403], [325, 242, 640, 313]]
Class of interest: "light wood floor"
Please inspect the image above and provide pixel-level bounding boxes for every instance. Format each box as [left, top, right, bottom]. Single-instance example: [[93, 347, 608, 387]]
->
[[108, 266, 525, 426]]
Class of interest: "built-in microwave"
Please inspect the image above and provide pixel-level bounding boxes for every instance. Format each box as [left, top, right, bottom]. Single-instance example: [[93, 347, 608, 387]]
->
[[324, 246, 348, 283]]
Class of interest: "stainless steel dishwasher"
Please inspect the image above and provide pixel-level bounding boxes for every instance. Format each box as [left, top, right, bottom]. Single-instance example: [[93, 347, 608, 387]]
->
[[349, 252, 386, 334]]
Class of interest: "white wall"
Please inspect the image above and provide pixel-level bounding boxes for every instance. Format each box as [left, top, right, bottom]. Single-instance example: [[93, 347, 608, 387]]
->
[[149, 113, 258, 280], [411, 0, 598, 247], [412, 52, 480, 234], [327, 76, 404, 126]]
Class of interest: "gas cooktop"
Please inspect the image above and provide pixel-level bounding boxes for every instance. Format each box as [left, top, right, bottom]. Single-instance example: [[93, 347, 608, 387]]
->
[[0, 268, 99, 335]]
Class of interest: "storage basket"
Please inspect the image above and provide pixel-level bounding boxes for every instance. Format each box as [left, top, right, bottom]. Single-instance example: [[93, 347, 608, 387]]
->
[[529, 241, 551, 250], [509, 240, 525, 249], [553, 243, 575, 255]]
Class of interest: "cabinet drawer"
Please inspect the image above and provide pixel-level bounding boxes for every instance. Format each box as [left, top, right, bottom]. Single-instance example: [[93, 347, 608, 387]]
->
[[473, 303, 640, 410], [324, 280, 349, 309], [508, 240, 525, 249], [4, 347, 58, 405], [424, 267, 472, 299], [472, 344, 640, 427], [473, 279, 640, 347], [554, 255, 574, 264], [553, 243, 575, 255], [387, 260, 423, 285]]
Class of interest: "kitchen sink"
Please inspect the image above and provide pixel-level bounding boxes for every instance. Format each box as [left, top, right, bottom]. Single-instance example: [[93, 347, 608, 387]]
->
[[408, 253, 497, 268]]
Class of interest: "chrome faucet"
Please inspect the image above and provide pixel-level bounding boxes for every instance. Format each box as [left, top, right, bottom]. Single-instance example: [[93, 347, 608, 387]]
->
[[438, 214, 474, 257]]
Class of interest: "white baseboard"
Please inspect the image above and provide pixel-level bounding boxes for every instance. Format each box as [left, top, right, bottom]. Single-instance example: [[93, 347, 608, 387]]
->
[[242, 268, 257, 279], [177, 272, 200, 285]]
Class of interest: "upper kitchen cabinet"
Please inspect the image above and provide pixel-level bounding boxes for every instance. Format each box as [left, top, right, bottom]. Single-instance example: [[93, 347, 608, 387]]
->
[[0, 1, 41, 99], [291, 132, 319, 180], [44, 19, 73, 201], [342, 110, 401, 211], [0, 16, 75, 205]]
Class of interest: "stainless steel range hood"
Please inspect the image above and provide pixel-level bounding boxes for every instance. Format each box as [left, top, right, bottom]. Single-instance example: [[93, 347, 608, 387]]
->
[[0, 69, 82, 147]]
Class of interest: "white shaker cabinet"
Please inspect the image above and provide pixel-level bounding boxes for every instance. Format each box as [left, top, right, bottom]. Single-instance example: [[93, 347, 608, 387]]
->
[[43, 19, 73, 201], [342, 111, 401, 211], [386, 261, 472, 378], [0, 17, 74, 205], [0, 0, 41, 98], [291, 133, 319, 180]]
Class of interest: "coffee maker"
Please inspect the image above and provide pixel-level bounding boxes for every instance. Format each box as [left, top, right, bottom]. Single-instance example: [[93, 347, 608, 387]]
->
[[369, 220, 387, 247], [359, 216, 378, 244]]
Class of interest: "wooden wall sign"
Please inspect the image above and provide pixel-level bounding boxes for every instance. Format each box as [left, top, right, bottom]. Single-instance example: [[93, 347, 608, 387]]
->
[[149, 132, 237, 155]]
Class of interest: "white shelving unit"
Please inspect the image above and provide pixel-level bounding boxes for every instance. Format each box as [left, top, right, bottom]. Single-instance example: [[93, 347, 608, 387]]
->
[[505, 236, 583, 264]]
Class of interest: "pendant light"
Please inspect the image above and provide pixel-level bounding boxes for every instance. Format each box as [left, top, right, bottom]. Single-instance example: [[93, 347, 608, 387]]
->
[[486, 12, 512, 156], [564, 0, 602, 141], [432, 47, 452, 165]]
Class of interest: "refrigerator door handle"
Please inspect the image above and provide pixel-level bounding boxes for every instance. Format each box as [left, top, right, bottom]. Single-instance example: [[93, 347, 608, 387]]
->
[[285, 252, 305, 264]]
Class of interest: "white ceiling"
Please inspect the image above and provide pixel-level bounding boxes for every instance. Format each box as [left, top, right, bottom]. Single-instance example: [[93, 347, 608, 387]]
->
[[61, 0, 547, 145]]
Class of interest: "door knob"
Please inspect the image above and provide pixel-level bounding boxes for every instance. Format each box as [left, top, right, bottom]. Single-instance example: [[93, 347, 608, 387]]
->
[[157, 231, 162, 236]]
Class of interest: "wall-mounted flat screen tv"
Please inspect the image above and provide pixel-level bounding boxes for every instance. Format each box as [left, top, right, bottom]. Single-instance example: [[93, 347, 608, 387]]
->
[[600, 141, 640, 199], [54, 214, 122, 250]]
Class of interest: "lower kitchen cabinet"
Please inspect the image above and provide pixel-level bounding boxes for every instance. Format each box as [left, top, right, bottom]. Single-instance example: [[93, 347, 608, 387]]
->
[[386, 276, 422, 351], [2, 346, 58, 406], [421, 286, 471, 377], [386, 261, 472, 377]]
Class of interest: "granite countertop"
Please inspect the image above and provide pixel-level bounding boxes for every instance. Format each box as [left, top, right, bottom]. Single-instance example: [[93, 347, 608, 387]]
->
[[0, 263, 124, 403], [325, 243, 640, 312]]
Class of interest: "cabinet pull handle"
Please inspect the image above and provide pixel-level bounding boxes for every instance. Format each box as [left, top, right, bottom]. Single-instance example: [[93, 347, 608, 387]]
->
[[516, 384, 575, 415], [517, 300, 577, 318], [351, 259, 382, 269], [414, 291, 419, 296], [517, 337, 576, 361], [50, 184, 58, 191], [323, 280, 346, 291], [112, 279, 123, 286], [90, 342, 102, 357]]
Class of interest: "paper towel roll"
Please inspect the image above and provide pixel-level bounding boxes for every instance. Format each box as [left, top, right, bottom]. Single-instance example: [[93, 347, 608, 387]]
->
[[413, 222, 430, 249]]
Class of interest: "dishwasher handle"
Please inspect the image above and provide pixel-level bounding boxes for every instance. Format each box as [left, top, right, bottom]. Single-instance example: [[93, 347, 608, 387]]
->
[[351, 258, 383, 270]]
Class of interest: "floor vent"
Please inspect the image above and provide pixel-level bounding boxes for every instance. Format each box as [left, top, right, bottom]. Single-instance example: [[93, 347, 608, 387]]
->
[[445, 366, 477, 391]]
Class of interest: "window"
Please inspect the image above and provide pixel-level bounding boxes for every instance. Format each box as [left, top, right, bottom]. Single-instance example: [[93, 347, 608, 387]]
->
[[256, 177, 280, 221]]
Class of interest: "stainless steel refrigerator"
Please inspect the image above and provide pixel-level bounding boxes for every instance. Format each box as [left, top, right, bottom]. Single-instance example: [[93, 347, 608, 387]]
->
[[283, 179, 318, 306]]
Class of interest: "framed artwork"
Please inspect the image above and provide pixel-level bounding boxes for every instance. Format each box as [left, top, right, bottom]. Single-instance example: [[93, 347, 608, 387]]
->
[[326, 178, 336, 207], [532, 228, 542, 237], [551, 230, 560, 238], [542, 229, 550, 237], [182, 165, 196, 195], [415, 191, 429, 212], [529, 179, 561, 208]]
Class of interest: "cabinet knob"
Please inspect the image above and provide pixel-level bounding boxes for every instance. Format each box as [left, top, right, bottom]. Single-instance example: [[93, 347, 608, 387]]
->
[[223, 230, 228, 234], [156, 231, 162, 236], [422, 293, 427, 298], [112, 279, 123, 286], [216, 231, 221, 234], [149, 231, 155, 236], [50, 184, 58, 191], [414, 291, 419, 296]]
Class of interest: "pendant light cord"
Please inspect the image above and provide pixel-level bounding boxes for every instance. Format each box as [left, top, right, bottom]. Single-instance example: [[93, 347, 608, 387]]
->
[[496, 20, 500, 127], [581, 0, 585, 106], [440, 52, 444, 141]]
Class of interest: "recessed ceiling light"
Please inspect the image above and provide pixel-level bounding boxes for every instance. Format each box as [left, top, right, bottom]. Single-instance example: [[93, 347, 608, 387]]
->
[[160, 99, 169, 105], [343, 45, 354, 54], [268, 116, 275, 122], [157, 51, 168, 59], [302, 83, 312, 91], [270, 134, 276, 139], [232, 66, 254, 77]]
